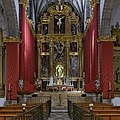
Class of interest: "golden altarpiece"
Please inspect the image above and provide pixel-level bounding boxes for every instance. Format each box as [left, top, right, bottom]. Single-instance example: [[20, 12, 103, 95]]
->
[[36, 2, 84, 90]]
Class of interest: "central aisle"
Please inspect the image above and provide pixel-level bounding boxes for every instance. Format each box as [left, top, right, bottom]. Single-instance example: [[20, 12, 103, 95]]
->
[[37, 91, 87, 120], [48, 110, 71, 120]]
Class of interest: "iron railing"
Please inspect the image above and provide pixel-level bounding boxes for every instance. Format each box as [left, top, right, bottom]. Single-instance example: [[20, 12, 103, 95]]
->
[[10, 103, 43, 120], [68, 99, 103, 120], [10, 95, 51, 120]]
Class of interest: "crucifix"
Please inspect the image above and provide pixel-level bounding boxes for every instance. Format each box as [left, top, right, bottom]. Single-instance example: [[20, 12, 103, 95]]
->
[[55, 15, 64, 34]]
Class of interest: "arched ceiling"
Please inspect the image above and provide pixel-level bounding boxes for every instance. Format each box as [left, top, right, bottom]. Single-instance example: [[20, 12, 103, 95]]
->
[[0, 0, 120, 37], [0, 0, 19, 37]]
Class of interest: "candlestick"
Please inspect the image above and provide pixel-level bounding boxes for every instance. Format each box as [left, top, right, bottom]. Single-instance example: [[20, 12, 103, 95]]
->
[[8, 83, 11, 91]]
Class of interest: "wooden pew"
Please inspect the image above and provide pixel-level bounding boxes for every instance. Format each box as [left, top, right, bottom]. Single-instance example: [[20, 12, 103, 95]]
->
[[81, 103, 120, 120], [96, 114, 120, 120], [0, 113, 18, 120], [0, 103, 36, 120], [75, 102, 120, 120]]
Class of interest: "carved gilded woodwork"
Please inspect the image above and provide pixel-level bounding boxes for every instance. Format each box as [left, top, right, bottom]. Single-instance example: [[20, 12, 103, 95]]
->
[[85, 0, 100, 34], [36, 34, 83, 43], [20, 0, 35, 35], [90, 0, 100, 9], [0, 28, 3, 46], [98, 35, 116, 42], [37, 1, 84, 89], [3, 36, 20, 43]]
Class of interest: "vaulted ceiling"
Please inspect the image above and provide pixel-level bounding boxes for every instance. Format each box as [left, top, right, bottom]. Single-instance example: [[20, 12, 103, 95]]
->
[[0, 0, 120, 37]]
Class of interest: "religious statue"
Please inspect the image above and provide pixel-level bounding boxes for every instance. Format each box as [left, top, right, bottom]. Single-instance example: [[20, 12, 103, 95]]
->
[[116, 67, 120, 83], [49, 76, 53, 86], [55, 15, 64, 34], [54, 42, 64, 59], [56, 65, 64, 78], [58, 66, 62, 78], [56, 0, 63, 12]]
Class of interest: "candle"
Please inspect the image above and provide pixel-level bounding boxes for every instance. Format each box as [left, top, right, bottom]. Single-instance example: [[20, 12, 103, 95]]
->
[[8, 83, 11, 90], [109, 81, 111, 91]]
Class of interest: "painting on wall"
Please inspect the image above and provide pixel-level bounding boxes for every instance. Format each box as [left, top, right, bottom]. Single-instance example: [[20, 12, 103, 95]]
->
[[41, 56, 50, 77], [70, 42, 78, 52], [69, 55, 79, 77], [42, 42, 49, 53]]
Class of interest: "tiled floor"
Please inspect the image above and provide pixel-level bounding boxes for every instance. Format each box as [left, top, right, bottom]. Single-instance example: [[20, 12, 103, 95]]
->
[[48, 110, 72, 120], [38, 91, 83, 120]]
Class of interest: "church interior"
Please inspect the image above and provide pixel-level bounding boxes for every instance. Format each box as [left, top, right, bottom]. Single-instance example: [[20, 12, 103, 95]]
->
[[0, 0, 120, 119]]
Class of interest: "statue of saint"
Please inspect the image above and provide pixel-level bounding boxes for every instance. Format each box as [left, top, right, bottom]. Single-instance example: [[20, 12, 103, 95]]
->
[[116, 67, 120, 83], [56, 65, 63, 78], [49, 76, 53, 86]]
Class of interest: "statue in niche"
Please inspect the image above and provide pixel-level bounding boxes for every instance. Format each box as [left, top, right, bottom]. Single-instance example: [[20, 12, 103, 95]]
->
[[49, 76, 53, 86], [69, 56, 79, 77], [116, 67, 120, 83], [111, 22, 120, 46], [56, 65, 64, 85], [70, 42, 77, 52], [54, 42, 64, 59], [43, 24, 48, 35], [71, 24, 77, 35], [41, 56, 50, 77], [42, 43, 49, 52]]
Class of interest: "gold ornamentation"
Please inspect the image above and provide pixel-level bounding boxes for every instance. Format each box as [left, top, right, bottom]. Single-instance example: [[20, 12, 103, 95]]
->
[[3, 36, 20, 43], [98, 35, 116, 42], [85, 14, 94, 34], [85, 0, 99, 34], [48, 5, 72, 16], [36, 34, 83, 44], [90, 0, 100, 9], [20, 0, 28, 8]]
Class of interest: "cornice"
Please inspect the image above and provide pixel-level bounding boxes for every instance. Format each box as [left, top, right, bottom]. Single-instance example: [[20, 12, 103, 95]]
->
[[98, 36, 116, 42], [36, 33, 83, 42], [3, 36, 20, 43]]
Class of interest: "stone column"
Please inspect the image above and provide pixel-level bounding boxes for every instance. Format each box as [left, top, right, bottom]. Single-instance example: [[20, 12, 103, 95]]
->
[[49, 40, 54, 76], [77, 40, 83, 90], [79, 41, 83, 77], [49, 16, 54, 34], [37, 40, 41, 79], [5, 37, 20, 99], [65, 41, 70, 77], [65, 16, 70, 34], [0, 28, 4, 97]]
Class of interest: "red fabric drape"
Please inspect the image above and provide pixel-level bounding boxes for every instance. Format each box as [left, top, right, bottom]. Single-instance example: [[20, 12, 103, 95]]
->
[[84, 5, 98, 92], [20, 4, 35, 93], [6, 43, 19, 99], [100, 42, 114, 98]]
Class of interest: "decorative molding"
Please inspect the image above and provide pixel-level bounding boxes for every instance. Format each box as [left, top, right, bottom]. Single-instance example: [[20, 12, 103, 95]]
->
[[90, 0, 100, 9], [19, 0, 35, 35], [48, 4, 72, 16], [98, 36, 116, 42], [84, 0, 100, 36], [36, 33, 83, 43], [3, 36, 20, 43], [84, 14, 94, 36]]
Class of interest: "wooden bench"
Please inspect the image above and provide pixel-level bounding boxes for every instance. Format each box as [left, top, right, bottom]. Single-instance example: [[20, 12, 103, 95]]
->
[[96, 113, 120, 120], [74, 102, 120, 120], [0, 113, 18, 120], [0, 103, 37, 120]]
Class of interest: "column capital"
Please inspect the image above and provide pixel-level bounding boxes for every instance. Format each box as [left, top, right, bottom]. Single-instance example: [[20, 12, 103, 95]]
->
[[49, 40, 54, 48], [3, 36, 20, 43], [98, 36, 116, 42], [65, 41, 70, 48]]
